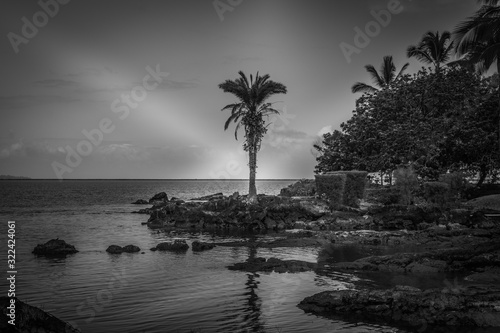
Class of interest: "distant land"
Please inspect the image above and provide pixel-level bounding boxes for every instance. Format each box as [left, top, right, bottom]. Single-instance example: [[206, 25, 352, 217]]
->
[[0, 175, 32, 180]]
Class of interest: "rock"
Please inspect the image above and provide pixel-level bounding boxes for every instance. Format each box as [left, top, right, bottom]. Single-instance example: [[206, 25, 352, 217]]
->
[[132, 199, 149, 204], [298, 285, 500, 330], [191, 193, 224, 201], [0, 297, 81, 332], [228, 257, 317, 273], [154, 239, 189, 251], [279, 179, 316, 197], [106, 245, 123, 254], [192, 241, 215, 251], [106, 244, 140, 254], [149, 192, 168, 203], [122, 244, 140, 253], [32, 239, 78, 256]]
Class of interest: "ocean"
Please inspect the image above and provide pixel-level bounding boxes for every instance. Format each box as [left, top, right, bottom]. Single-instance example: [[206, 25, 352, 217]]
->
[[0, 180, 400, 333]]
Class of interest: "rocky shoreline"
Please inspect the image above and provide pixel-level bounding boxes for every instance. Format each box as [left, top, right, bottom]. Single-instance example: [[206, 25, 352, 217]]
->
[[18, 183, 499, 332]]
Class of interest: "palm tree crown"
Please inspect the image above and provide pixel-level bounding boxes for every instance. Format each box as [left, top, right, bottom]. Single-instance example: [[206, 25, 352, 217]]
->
[[351, 56, 409, 93], [407, 31, 454, 71], [453, 1, 500, 73], [218, 71, 287, 198]]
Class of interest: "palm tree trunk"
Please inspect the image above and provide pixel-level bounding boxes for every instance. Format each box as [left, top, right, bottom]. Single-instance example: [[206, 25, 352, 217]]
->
[[248, 148, 257, 199]]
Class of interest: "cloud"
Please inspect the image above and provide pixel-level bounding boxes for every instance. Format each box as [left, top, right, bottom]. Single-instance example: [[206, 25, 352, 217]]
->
[[317, 125, 333, 136], [0, 94, 80, 110], [264, 128, 313, 149], [34, 79, 80, 88]]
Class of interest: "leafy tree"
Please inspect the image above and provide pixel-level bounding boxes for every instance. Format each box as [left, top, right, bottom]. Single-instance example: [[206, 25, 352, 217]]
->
[[316, 66, 499, 184], [407, 30, 454, 72], [351, 55, 409, 93], [454, 0, 500, 155], [218, 71, 287, 200]]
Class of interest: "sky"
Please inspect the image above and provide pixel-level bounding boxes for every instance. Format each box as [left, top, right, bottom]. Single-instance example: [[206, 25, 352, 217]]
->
[[0, 0, 480, 179]]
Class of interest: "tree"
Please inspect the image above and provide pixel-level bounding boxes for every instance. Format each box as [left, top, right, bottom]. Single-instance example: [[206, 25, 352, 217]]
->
[[316, 66, 499, 183], [454, 0, 500, 156], [407, 30, 454, 72], [351, 55, 409, 93], [218, 71, 287, 200]]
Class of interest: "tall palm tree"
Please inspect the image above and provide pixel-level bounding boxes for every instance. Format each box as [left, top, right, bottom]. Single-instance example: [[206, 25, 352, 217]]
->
[[351, 56, 409, 93], [407, 31, 454, 72], [218, 71, 287, 200], [454, 0, 500, 155]]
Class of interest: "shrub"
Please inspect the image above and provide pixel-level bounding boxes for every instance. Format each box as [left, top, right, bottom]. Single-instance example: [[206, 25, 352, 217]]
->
[[365, 187, 401, 205], [394, 166, 419, 205], [423, 181, 450, 207], [327, 171, 368, 207], [315, 174, 346, 209], [439, 172, 468, 200]]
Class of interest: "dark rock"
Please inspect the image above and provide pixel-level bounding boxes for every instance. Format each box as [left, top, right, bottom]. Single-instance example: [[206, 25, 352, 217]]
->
[[298, 285, 500, 330], [122, 245, 140, 253], [228, 257, 317, 273], [149, 192, 168, 203], [132, 199, 149, 204], [106, 245, 123, 254], [32, 239, 78, 256], [279, 179, 316, 197], [150, 247, 158, 251], [192, 241, 215, 251], [155, 239, 189, 251], [0, 297, 81, 333], [191, 193, 224, 201]]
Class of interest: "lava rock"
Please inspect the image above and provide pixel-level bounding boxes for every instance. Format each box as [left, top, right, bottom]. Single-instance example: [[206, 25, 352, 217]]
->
[[192, 241, 215, 251], [149, 192, 168, 203], [154, 239, 189, 251], [132, 199, 149, 204], [32, 239, 78, 256], [0, 297, 80, 332]]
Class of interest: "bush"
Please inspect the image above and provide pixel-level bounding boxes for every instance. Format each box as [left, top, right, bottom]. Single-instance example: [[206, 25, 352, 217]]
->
[[439, 172, 468, 200], [394, 166, 419, 205], [423, 181, 450, 207], [315, 174, 346, 209], [327, 171, 368, 207], [365, 187, 401, 205]]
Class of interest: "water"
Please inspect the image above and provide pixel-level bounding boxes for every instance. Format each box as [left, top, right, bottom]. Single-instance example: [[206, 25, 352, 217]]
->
[[0, 180, 402, 333]]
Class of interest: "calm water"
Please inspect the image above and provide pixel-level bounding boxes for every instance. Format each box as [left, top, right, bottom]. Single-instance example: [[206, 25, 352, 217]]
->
[[0, 180, 401, 333]]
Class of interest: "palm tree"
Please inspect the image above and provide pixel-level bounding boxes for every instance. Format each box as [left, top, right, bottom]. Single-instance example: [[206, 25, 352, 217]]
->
[[218, 71, 287, 200], [407, 31, 454, 72], [351, 56, 409, 93], [454, 0, 500, 156]]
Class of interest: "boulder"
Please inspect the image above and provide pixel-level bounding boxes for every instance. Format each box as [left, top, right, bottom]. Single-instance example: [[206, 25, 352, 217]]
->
[[32, 239, 78, 256], [106, 245, 123, 254], [132, 199, 149, 204], [228, 257, 317, 273], [191, 193, 224, 201], [0, 297, 80, 332], [279, 179, 316, 197], [106, 244, 140, 254], [192, 241, 215, 251], [149, 192, 168, 203], [154, 239, 189, 251], [298, 285, 500, 329], [122, 245, 141, 253]]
